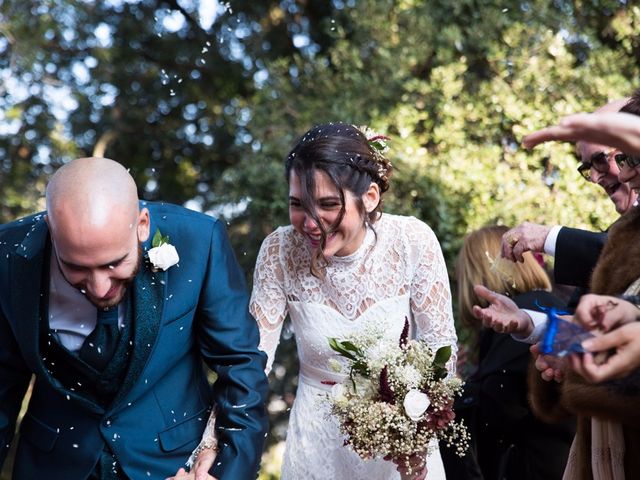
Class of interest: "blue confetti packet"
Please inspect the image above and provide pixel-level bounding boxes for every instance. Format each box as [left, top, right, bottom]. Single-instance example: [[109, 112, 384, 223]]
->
[[540, 307, 595, 357]]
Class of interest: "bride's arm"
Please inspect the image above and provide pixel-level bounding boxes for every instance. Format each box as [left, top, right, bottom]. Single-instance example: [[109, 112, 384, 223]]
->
[[407, 220, 458, 373], [250, 230, 289, 375], [185, 231, 289, 473]]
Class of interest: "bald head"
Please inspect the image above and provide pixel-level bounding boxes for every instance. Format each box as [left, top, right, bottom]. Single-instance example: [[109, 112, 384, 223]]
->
[[46, 158, 150, 307], [46, 157, 139, 230]]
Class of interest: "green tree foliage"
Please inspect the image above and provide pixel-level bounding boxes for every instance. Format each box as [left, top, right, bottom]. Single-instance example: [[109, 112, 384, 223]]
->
[[226, 0, 639, 268], [216, 0, 639, 460], [0, 0, 335, 222], [1, 1, 639, 477]]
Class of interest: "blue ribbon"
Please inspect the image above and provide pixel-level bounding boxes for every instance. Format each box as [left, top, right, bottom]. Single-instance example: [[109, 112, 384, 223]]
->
[[535, 303, 591, 356]]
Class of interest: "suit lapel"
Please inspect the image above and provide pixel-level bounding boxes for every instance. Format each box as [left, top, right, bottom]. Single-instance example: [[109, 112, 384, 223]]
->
[[10, 216, 104, 414], [11, 221, 47, 373], [111, 214, 166, 411]]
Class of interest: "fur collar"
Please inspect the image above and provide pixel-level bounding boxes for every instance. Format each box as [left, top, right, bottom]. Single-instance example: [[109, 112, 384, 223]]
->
[[590, 206, 640, 295]]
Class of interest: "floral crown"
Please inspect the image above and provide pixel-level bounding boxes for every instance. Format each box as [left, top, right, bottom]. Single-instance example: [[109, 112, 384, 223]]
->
[[356, 125, 392, 182]]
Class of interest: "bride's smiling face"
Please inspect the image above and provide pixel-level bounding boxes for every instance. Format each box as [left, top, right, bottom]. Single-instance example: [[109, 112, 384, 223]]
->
[[289, 169, 376, 258]]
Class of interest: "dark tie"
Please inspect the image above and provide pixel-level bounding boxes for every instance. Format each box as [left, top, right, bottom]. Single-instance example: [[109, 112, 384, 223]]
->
[[80, 306, 120, 371]]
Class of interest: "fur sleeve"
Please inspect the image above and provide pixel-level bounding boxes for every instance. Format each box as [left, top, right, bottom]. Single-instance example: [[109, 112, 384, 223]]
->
[[527, 363, 573, 423], [559, 370, 640, 428]]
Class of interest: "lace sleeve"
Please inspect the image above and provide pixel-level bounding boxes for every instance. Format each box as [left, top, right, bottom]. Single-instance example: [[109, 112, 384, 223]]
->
[[186, 407, 218, 468], [188, 231, 288, 468], [407, 219, 458, 373], [249, 229, 288, 375]]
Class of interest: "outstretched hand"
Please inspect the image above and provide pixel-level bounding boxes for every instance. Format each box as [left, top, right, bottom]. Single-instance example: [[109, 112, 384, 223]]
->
[[522, 112, 640, 157], [472, 285, 534, 337]]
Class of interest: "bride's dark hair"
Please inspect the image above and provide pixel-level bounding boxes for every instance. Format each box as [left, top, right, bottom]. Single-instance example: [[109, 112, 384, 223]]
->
[[285, 122, 393, 277]]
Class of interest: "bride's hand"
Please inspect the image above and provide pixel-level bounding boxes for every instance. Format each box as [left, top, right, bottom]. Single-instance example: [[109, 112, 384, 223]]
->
[[190, 447, 217, 480], [388, 453, 427, 480], [164, 470, 216, 480], [165, 447, 217, 480]]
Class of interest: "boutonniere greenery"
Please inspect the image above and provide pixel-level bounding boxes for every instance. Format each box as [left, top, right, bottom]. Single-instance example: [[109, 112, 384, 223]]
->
[[148, 229, 179, 271]]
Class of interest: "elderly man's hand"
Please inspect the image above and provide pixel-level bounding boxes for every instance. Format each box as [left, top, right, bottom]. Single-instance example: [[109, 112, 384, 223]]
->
[[501, 222, 552, 263]]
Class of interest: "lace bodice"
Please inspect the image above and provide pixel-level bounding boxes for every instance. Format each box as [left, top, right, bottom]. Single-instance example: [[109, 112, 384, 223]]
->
[[191, 214, 456, 477], [252, 213, 457, 373]]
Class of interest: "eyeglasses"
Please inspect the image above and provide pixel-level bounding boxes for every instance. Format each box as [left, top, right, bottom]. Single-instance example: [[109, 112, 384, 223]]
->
[[577, 150, 616, 181], [613, 152, 640, 170]]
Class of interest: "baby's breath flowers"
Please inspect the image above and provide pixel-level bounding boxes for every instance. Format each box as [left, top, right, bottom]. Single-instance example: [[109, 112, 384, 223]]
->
[[326, 318, 469, 475]]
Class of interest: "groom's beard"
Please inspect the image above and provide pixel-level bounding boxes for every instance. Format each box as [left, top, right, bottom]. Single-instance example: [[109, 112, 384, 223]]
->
[[87, 245, 143, 309], [55, 245, 144, 309]]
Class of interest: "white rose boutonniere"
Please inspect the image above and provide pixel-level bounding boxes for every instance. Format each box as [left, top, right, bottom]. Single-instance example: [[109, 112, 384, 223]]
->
[[148, 229, 179, 271], [403, 389, 430, 421]]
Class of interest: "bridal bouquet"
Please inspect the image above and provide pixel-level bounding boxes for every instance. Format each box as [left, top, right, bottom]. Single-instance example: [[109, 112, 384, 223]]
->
[[326, 319, 468, 474]]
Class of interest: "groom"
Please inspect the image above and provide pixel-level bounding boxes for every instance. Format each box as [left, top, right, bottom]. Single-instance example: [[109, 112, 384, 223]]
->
[[0, 157, 269, 479]]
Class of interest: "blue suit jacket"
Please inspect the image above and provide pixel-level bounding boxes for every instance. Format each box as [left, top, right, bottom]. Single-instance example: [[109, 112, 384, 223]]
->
[[0, 202, 269, 479]]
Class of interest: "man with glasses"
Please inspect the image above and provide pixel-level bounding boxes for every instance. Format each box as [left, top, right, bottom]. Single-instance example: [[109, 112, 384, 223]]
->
[[502, 98, 636, 295]]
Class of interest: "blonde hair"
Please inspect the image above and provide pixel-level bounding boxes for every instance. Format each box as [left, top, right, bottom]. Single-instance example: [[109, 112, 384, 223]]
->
[[457, 225, 552, 330]]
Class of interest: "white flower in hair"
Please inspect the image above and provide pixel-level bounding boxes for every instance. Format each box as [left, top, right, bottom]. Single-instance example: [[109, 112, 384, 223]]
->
[[355, 125, 392, 181], [356, 125, 390, 155]]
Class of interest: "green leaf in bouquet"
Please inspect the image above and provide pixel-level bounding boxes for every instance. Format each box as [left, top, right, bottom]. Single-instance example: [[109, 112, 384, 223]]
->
[[432, 345, 451, 380], [329, 338, 358, 361], [433, 345, 452, 367], [340, 341, 362, 355], [351, 359, 369, 378], [349, 371, 358, 391], [433, 365, 448, 380]]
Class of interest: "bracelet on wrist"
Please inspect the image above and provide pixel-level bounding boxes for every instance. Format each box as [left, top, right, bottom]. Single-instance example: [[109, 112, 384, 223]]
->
[[192, 440, 219, 461]]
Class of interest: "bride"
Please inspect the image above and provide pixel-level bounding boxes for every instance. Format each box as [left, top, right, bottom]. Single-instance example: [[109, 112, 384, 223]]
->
[[175, 122, 457, 479]]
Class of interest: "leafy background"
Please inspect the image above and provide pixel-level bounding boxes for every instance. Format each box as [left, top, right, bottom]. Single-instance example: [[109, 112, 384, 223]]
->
[[1, 0, 639, 478]]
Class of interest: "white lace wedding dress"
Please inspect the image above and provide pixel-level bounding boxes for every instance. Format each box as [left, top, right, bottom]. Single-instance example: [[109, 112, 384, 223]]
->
[[195, 214, 457, 479]]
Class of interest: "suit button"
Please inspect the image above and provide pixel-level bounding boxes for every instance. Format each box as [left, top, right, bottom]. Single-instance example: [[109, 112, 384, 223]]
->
[[103, 418, 112, 427]]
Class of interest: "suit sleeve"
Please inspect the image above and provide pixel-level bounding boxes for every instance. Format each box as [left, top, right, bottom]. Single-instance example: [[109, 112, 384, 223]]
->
[[0, 305, 32, 469], [194, 220, 269, 480], [554, 227, 607, 288]]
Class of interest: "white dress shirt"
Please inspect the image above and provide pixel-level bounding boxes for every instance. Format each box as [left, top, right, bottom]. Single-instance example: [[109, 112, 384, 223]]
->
[[543, 225, 563, 257], [512, 310, 548, 344], [48, 254, 123, 351], [512, 225, 562, 344]]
